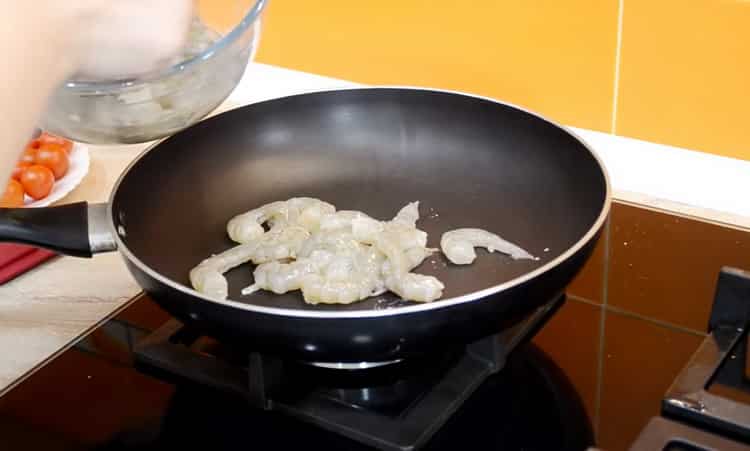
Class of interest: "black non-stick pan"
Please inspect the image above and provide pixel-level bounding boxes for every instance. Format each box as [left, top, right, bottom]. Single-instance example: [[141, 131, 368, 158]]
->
[[0, 88, 610, 364]]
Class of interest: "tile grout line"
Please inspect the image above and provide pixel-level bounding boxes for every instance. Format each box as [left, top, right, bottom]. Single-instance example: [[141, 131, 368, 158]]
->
[[604, 304, 707, 337], [593, 219, 611, 437], [610, 0, 624, 134], [566, 295, 600, 307]]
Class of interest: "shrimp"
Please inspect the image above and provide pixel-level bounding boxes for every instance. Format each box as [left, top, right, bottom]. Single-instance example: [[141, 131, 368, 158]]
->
[[189, 243, 260, 300], [349, 202, 441, 302], [190, 226, 310, 299], [387, 203, 428, 250], [382, 247, 436, 273], [351, 204, 427, 271], [305, 245, 386, 303], [357, 231, 411, 275], [300, 272, 384, 305], [242, 220, 389, 303], [440, 228, 536, 265], [242, 259, 318, 295], [318, 202, 420, 234], [227, 198, 335, 243], [353, 217, 427, 250], [193, 197, 535, 306], [244, 239, 387, 304], [297, 202, 337, 232], [384, 272, 444, 303], [391, 201, 420, 227], [248, 226, 311, 263], [320, 210, 377, 231], [298, 229, 362, 259]]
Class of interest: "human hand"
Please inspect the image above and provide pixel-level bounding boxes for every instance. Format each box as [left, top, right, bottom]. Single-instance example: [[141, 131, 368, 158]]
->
[[0, 0, 194, 185], [71, 0, 195, 80]]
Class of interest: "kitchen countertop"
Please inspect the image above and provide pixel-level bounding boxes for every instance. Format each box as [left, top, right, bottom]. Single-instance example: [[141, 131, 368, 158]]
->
[[0, 62, 748, 397], [0, 145, 142, 396]]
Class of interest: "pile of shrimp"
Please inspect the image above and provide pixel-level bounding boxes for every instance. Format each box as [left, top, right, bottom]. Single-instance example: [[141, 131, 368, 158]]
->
[[189, 197, 536, 305]]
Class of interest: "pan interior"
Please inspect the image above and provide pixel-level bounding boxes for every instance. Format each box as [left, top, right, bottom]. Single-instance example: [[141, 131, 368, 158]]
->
[[111, 88, 607, 312]]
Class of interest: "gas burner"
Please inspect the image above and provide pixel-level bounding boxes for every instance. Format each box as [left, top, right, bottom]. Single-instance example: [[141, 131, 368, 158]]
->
[[134, 295, 567, 451], [627, 267, 750, 450], [305, 359, 404, 370]]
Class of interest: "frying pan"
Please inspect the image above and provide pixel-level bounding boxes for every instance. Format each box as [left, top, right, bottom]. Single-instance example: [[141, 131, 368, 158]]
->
[[0, 88, 610, 364]]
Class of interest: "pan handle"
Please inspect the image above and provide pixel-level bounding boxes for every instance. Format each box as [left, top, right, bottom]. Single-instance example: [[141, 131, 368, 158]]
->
[[0, 202, 116, 258]]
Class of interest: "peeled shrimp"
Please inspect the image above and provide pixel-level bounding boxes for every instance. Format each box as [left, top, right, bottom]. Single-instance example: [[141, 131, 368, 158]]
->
[[355, 229, 410, 275], [391, 201, 420, 227], [319, 210, 374, 232], [248, 226, 311, 263], [296, 202, 337, 233], [440, 228, 535, 265], [259, 200, 440, 303], [315, 210, 437, 302], [242, 260, 317, 295], [384, 272, 444, 303], [189, 243, 260, 300], [300, 274, 384, 305], [301, 244, 387, 304], [351, 206, 428, 274], [227, 198, 335, 243], [243, 237, 387, 304], [351, 203, 442, 302], [189, 226, 310, 300], [405, 247, 437, 268], [192, 197, 535, 306]]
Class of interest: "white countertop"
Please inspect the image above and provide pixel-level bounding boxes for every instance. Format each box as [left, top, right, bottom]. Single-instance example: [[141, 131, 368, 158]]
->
[[569, 127, 750, 229], [0, 61, 747, 397]]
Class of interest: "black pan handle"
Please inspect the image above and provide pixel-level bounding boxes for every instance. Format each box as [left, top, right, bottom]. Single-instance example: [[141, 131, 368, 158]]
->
[[0, 202, 116, 258]]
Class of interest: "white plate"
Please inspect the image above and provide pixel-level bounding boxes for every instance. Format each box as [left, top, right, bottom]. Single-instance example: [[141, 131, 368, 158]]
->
[[24, 143, 90, 207]]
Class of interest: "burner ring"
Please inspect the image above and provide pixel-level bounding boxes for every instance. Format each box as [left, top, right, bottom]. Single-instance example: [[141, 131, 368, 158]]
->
[[304, 359, 404, 370]]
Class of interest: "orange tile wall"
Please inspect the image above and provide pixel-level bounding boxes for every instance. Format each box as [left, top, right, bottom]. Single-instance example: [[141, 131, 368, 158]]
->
[[255, 0, 619, 133], [250, 0, 750, 161]]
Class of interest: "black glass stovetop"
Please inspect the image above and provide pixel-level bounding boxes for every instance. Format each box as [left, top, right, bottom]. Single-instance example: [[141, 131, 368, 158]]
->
[[0, 295, 593, 451]]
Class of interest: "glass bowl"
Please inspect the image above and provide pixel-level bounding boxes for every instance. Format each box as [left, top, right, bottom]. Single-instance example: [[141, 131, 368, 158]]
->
[[41, 0, 267, 145]]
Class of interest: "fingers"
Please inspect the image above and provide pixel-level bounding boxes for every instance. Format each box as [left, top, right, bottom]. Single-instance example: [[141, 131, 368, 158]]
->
[[75, 0, 194, 80]]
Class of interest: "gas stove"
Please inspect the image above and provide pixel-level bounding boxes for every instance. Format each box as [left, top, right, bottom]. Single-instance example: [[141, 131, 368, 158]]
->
[[624, 267, 750, 451], [6, 270, 750, 450], [0, 293, 595, 451], [132, 293, 591, 451]]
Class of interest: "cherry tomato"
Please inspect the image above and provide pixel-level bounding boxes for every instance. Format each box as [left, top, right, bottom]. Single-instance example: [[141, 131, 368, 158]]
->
[[0, 179, 25, 207], [38, 132, 73, 154], [11, 162, 31, 181], [19, 165, 54, 200], [35, 144, 69, 180], [20, 146, 37, 165]]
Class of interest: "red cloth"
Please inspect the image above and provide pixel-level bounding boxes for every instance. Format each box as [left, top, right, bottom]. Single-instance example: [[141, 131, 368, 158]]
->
[[0, 243, 56, 284]]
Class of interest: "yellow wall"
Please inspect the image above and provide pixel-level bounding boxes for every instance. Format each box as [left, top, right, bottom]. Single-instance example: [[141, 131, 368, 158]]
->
[[209, 0, 749, 162], [255, 1, 619, 133], [615, 0, 750, 162]]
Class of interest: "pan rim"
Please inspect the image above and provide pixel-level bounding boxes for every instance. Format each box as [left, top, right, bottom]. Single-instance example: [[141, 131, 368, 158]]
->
[[108, 86, 612, 319]]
